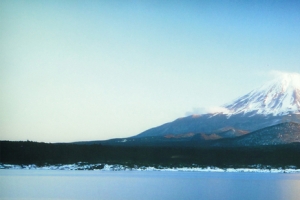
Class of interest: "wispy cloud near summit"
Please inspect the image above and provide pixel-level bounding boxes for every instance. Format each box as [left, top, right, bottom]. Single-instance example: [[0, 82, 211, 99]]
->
[[185, 106, 229, 116]]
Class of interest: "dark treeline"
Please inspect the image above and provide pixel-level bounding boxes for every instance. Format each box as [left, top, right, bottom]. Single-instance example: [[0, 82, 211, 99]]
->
[[1, 141, 300, 168]]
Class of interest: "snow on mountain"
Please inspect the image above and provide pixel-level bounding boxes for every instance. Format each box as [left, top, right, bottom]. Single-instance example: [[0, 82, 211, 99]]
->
[[224, 72, 300, 116]]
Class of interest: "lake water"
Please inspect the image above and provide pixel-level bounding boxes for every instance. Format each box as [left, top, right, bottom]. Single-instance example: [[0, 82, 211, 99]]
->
[[1, 170, 300, 200]]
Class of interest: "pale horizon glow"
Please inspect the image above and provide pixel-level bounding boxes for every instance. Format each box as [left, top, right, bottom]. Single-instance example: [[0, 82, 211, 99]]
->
[[1, 1, 300, 142]]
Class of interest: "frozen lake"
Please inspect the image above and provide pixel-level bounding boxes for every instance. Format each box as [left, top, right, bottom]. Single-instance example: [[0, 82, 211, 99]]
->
[[1, 170, 300, 200]]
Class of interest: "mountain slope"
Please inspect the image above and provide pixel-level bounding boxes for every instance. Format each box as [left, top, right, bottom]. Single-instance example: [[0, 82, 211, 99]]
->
[[134, 113, 300, 138], [98, 122, 300, 147], [212, 122, 300, 147]]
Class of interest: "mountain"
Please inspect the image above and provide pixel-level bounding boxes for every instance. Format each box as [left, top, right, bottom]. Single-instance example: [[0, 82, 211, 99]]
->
[[212, 122, 300, 147], [134, 73, 300, 139]]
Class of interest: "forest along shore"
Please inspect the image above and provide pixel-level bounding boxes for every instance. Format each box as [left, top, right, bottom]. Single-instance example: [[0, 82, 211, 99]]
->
[[1, 140, 300, 170]]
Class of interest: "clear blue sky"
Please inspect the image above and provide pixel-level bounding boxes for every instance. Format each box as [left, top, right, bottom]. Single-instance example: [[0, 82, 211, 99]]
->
[[1, 0, 300, 142]]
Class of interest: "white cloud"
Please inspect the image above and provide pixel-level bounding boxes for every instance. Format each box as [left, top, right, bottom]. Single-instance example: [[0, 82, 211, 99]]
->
[[206, 106, 230, 114], [185, 106, 229, 116]]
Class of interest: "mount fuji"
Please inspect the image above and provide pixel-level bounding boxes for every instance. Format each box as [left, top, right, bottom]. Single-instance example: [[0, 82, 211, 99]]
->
[[131, 73, 300, 141], [90, 72, 300, 147]]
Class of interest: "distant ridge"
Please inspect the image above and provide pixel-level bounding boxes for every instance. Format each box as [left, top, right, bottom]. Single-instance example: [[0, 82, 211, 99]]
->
[[212, 122, 300, 147]]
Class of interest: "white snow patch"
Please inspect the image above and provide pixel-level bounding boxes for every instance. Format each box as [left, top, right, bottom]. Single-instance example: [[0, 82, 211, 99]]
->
[[1, 163, 300, 173]]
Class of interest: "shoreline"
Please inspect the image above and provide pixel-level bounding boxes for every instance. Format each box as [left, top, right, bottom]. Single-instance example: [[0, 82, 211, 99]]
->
[[1, 163, 300, 173]]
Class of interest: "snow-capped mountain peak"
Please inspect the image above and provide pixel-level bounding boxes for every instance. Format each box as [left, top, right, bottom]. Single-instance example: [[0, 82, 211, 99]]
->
[[224, 72, 300, 116]]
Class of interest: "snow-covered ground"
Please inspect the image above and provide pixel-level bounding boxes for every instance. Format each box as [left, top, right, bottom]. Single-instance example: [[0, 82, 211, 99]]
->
[[1, 163, 300, 173]]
